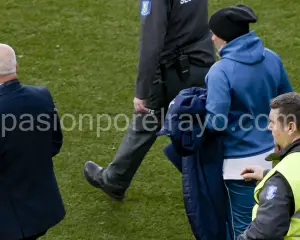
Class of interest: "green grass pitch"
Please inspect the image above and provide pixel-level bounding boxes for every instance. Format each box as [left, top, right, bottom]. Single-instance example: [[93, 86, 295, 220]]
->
[[1, 0, 299, 239]]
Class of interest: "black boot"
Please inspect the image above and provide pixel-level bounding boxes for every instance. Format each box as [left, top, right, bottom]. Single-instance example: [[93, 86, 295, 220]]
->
[[83, 161, 125, 201]]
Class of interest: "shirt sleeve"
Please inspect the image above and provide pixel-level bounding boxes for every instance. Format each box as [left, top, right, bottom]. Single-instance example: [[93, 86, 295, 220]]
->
[[237, 173, 294, 240], [135, 0, 169, 99], [204, 67, 231, 131]]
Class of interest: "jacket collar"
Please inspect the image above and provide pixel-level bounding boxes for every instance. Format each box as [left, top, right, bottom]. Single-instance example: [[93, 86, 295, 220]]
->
[[266, 138, 300, 161], [0, 79, 22, 95]]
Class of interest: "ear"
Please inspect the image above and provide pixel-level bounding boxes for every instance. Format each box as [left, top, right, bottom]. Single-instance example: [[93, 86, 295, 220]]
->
[[16, 63, 19, 71], [288, 122, 297, 135]]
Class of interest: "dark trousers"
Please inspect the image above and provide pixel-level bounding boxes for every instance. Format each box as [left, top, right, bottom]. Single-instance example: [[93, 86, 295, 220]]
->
[[225, 180, 256, 238], [102, 62, 210, 192]]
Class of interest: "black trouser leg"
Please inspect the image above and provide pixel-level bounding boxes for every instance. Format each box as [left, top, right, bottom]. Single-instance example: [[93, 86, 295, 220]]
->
[[102, 113, 162, 191], [102, 71, 167, 191], [102, 64, 210, 192]]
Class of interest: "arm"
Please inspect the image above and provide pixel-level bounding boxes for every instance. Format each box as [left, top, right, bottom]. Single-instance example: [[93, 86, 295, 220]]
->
[[278, 61, 293, 95], [135, 0, 169, 99], [40, 87, 63, 157], [237, 173, 294, 240], [204, 67, 231, 131], [52, 106, 63, 157]]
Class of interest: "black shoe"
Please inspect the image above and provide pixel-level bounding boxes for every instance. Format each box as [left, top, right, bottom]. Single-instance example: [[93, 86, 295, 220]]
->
[[83, 161, 125, 201]]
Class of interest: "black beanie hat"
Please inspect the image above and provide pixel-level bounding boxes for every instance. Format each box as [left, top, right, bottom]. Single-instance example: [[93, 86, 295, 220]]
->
[[209, 5, 258, 42]]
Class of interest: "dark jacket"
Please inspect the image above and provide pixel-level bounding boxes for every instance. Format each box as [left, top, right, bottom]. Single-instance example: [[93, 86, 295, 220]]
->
[[157, 87, 229, 240], [0, 79, 65, 240], [135, 0, 215, 99], [237, 139, 300, 240]]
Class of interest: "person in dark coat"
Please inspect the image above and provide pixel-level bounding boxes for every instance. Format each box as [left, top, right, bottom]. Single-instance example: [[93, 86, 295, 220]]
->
[[83, 0, 215, 200], [0, 44, 65, 240]]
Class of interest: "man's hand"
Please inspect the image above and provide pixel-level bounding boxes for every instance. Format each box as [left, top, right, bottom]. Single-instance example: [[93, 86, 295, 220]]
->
[[133, 97, 146, 113], [240, 165, 265, 181]]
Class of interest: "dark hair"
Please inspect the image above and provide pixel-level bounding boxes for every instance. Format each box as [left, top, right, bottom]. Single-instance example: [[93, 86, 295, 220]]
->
[[270, 92, 300, 130]]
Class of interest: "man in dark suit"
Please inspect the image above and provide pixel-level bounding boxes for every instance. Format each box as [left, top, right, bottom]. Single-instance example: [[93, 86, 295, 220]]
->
[[0, 44, 65, 240]]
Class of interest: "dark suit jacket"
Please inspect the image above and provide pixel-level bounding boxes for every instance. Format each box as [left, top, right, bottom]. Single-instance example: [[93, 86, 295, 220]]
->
[[0, 79, 66, 240]]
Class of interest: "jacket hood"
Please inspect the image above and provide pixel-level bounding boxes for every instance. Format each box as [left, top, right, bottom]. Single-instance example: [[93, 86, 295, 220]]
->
[[220, 31, 265, 65]]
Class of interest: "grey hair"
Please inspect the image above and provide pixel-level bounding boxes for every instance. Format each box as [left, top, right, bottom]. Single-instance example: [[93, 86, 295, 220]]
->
[[0, 44, 17, 76]]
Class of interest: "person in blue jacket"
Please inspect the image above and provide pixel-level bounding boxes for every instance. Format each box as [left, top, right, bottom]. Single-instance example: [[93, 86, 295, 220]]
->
[[205, 5, 293, 238]]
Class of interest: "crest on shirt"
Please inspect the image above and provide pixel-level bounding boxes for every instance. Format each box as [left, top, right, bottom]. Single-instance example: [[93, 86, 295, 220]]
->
[[141, 0, 151, 16], [266, 185, 278, 200]]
